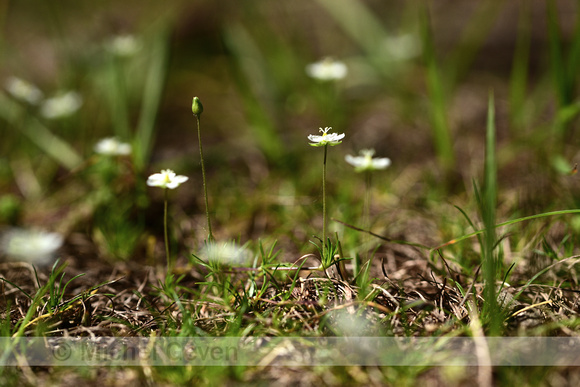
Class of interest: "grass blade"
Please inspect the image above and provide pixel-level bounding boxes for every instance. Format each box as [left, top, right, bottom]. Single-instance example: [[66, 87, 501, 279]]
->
[[420, 5, 455, 173], [134, 23, 171, 171], [446, 0, 505, 87], [483, 91, 501, 335], [546, 0, 570, 108], [105, 56, 131, 141], [509, 2, 531, 130], [222, 23, 285, 163]]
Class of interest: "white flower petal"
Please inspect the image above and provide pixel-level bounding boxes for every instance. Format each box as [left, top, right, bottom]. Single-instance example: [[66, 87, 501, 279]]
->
[[306, 58, 348, 81], [106, 35, 142, 57], [40, 91, 82, 119], [147, 169, 188, 189], [345, 149, 391, 172], [5, 77, 43, 104], [345, 155, 363, 167], [94, 137, 132, 156], [201, 241, 252, 266], [308, 127, 345, 146], [371, 158, 391, 169]]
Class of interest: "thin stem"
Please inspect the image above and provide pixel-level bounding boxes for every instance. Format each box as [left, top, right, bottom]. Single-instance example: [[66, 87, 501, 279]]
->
[[364, 171, 371, 260], [364, 171, 371, 229], [322, 144, 328, 257], [163, 188, 171, 271], [196, 114, 214, 242]]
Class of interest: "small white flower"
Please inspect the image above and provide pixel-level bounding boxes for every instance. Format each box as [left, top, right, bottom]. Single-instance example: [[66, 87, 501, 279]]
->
[[308, 127, 345, 147], [106, 34, 142, 57], [147, 169, 188, 189], [0, 228, 64, 266], [40, 91, 83, 119], [345, 149, 391, 172], [306, 57, 347, 81], [94, 137, 132, 156], [4, 76, 43, 104], [383, 33, 421, 61], [201, 241, 252, 266], [328, 309, 374, 336]]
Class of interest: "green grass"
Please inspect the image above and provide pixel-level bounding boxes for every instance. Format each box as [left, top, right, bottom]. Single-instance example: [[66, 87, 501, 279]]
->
[[4, 1, 580, 386]]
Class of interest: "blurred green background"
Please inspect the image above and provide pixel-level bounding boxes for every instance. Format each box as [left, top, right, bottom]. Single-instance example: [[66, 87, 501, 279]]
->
[[2, 0, 580, 264]]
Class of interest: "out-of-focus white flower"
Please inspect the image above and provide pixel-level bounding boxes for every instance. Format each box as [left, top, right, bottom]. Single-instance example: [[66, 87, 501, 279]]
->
[[94, 137, 132, 156], [328, 309, 374, 336], [308, 127, 345, 147], [382, 33, 421, 61], [306, 57, 347, 81], [106, 34, 142, 57], [4, 76, 43, 104], [0, 228, 63, 265], [40, 91, 83, 119], [345, 149, 391, 172], [201, 241, 252, 266], [147, 169, 188, 189]]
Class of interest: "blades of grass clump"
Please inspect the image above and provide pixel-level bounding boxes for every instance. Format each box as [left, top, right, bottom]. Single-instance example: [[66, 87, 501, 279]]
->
[[12, 267, 114, 336], [47, 270, 66, 311], [0, 92, 82, 170], [258, 240, 267, 265], [481, 91, 501, 335], [133, 23, 171, 171], [256, 240, 283, 290], [509, 1, 531, 131], [9, 262, 66, 337], [49, 271, 86, 312], [44, 259, 65, 310], [419, 4, 455, 174], [264, 240, 282, 265]]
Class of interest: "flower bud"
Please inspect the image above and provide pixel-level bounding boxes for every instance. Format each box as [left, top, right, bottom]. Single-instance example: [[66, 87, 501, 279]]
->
[[191, 96, 203, 116]]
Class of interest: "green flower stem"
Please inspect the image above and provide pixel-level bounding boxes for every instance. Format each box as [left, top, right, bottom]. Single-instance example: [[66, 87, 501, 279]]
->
[[322, 144, 328, 257], [364, 171, 371, 228], [364, 171, 371, 259], [196, 114, 214, 242], [163, 188, 171, 271]]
